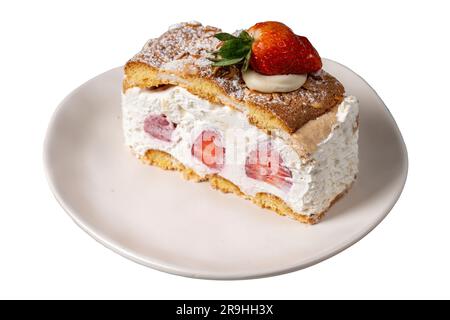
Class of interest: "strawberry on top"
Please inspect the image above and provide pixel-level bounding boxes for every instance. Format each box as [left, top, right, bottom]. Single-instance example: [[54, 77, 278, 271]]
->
[[211, 21, 322, 76]]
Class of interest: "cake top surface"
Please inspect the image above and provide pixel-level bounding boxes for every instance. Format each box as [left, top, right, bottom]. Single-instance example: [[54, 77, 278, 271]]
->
[[128, 22, 345, 133]]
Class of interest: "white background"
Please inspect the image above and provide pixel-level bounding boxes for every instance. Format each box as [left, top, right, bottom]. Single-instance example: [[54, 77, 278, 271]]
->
[[1, 0, 449, 299]]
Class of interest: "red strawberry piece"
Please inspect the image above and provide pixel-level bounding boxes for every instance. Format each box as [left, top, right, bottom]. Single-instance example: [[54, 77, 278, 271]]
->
[[245, 142, 293, 192], [191, 130, 225, 171], [143, 114, 177, 142], [247, 21, 322, 75], [295, 35, 322, 74]]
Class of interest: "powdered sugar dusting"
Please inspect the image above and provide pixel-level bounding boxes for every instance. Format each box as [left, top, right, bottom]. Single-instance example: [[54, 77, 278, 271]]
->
[[132, 22, 220, 77]]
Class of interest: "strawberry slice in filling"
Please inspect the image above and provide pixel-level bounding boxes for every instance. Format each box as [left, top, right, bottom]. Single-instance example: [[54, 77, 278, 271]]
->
[[191, 130, 225, 171], [245, 142, 293, 192], [144, 114, 177, 142]]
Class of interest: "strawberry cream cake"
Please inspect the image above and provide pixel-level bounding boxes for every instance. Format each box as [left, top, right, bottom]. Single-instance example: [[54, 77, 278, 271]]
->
[[122, 21, 359, 224]]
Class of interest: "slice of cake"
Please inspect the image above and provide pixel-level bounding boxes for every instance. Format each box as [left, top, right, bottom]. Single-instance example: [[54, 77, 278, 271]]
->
[[122, 21, 359, 224]]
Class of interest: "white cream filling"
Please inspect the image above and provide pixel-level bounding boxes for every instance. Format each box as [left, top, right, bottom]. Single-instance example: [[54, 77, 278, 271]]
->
[[242, 69, 307, 93], [122, 86, 358, 215]]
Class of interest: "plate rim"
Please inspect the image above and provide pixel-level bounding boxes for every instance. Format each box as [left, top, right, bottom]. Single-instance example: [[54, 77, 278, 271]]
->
[[43, 59, 409, 280]]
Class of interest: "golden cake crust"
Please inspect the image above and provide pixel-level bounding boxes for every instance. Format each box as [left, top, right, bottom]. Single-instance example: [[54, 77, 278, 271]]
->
[[140, 149, 352, 224], [124, 22, 345, 133]]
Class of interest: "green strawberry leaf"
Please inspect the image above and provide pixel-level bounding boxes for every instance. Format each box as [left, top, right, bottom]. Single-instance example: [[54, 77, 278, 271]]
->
[[219, 38, 251, 59], [239, 30, 253, 42], [215, 33, 237, 41], [212, 57, 244, 67], [241, 49, 252, 72], [211, 31, 254, 69]]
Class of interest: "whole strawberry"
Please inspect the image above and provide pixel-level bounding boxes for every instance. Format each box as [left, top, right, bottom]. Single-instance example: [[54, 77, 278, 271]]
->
[[211, 21, 322, 75]]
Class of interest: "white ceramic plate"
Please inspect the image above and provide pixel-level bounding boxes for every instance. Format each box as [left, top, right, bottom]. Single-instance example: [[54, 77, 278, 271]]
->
[[44, 59, 408, 279]]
